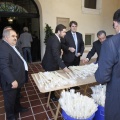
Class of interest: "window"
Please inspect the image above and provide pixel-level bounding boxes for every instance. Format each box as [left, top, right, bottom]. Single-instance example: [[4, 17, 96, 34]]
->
[[56, 17, 70, 31], [84, 0, 96, 9], [85, 34, 94, 46], [82, 0, 102, 14], [0, 0, 38, 13], [0, 2, 27, 13]]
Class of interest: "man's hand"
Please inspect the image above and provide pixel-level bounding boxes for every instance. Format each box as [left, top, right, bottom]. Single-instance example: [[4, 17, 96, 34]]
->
[[60, 49, 63, 58], [76, 53, 81, 57], [68, 47, 75, 53], [11, 80, 18, 88], [63, 67, 70, 73], [82, 58, 89, 64]]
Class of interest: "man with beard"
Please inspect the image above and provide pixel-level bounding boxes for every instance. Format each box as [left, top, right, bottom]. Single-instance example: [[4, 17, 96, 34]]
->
[[42, 24, 70, 101]]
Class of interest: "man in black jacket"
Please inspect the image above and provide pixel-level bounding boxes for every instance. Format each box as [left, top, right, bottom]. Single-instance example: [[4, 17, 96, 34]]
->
[[42, 24, 70, 101], [61, 21, 84, 67], [83, 30, 106, 64], [0, 29, 28, 120]]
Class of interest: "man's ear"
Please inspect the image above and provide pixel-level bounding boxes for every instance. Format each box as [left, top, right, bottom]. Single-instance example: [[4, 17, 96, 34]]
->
[[58, 31, 60, 35], [4, 36, 8, 41], [113, 21, 118, 28]]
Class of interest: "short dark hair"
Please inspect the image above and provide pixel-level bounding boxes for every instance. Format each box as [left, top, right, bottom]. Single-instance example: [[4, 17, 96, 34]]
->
[[55, 24, 66, 33], [97, 30, 106, 37], [113, 9, 120, 23], [69, 21, 78, 27]]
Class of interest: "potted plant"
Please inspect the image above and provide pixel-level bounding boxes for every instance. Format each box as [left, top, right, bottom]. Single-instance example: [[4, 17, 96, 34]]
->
[[44, 23, 54, 44]]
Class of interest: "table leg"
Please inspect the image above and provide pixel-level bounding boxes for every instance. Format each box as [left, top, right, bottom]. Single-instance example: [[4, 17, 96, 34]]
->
[[46, 91, 61, 120], [47, 92, 51, 107], [84, 84, 89, 95], [55, 103, 60, 120]]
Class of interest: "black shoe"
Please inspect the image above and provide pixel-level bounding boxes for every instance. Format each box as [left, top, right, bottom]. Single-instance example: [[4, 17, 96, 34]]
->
[[15, 107, 29, 113], [50, 96, 58, 101], [9, 118, 17, 120], [8, 118, 17, 120], [19, 107, 29, 112]]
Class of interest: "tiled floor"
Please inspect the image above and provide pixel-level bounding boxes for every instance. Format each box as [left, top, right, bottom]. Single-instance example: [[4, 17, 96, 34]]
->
[[0, 61, 97, 120]]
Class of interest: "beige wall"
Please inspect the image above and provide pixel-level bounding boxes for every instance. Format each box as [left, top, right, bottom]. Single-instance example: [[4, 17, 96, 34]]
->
[[34, 0, 119, 60]]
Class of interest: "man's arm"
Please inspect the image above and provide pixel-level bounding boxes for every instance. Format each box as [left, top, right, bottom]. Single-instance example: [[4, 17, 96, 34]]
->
[[51, 40, 66, 69], [30, 34, 33, 42], [95, 39, 117, 84], [86, 42, 96, 60]]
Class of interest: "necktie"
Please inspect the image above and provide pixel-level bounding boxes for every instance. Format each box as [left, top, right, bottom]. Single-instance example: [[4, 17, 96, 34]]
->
[[73, 33, 78, 55]]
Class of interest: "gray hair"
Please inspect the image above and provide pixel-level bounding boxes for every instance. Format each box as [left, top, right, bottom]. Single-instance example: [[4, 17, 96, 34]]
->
[[97, 30, 106, 37], [23, 27, 28, 32], [2, 30, 10, 39], [2, 26, 12, 38], [2, 29, 15, 39]]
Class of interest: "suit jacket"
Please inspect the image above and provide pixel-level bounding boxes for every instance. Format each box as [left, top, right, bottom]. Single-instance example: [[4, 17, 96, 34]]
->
[[61, 30, 84, 63], [19, 32, 33, 48], [42, 34, 66, 71], [0, 40, 25, 91], [95, 34, 120, 120], [87, 40, 101, 62]]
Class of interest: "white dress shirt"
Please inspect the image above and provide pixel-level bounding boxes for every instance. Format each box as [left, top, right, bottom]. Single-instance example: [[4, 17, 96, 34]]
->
[[12, 46, 28, 71], [55, 34, 61, 42], [72, 32, 78, 56]]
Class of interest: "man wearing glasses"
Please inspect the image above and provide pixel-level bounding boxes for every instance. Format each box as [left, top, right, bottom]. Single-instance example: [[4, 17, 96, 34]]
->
[[82, 30, 106, 64], [61, 21, 84, 67]]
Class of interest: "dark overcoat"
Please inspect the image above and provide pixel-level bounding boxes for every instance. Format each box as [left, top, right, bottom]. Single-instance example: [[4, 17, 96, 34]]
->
[[95, 34, 120, 120]]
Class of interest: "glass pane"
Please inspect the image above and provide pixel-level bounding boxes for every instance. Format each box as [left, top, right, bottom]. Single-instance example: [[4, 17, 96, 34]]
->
[[0, 2, 27, 12], [0, 0, 37, 13], [85, 35, 91, 45], [84, 0, 96, 9]]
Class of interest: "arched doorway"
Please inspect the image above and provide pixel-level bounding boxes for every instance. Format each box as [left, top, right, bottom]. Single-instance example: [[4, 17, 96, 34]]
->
[[0, 0, 41, 61]]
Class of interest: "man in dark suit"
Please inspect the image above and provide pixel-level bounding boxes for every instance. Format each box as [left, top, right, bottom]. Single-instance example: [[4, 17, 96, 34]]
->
[[42, 24, 70, 101], [0, 29, 28, 120], [82, 30, 106, 64], [95, 9, 120, 120], [3, 26, 28, 98], [61, 21, 84, 67]]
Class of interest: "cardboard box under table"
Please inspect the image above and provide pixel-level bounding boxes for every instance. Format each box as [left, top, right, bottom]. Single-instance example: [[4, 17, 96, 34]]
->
[[31, 70, 96, 120]]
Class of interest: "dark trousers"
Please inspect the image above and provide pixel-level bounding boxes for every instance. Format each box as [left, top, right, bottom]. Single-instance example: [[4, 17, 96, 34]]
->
[[64, 56, 80, 67], [3, 88, 21, 120], [23, 47, 32, 63], [25, 71, 28, 83]]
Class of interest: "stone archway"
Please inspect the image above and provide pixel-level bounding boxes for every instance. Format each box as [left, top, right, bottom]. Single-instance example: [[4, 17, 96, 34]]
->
[[0, 0, 42, 61]]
